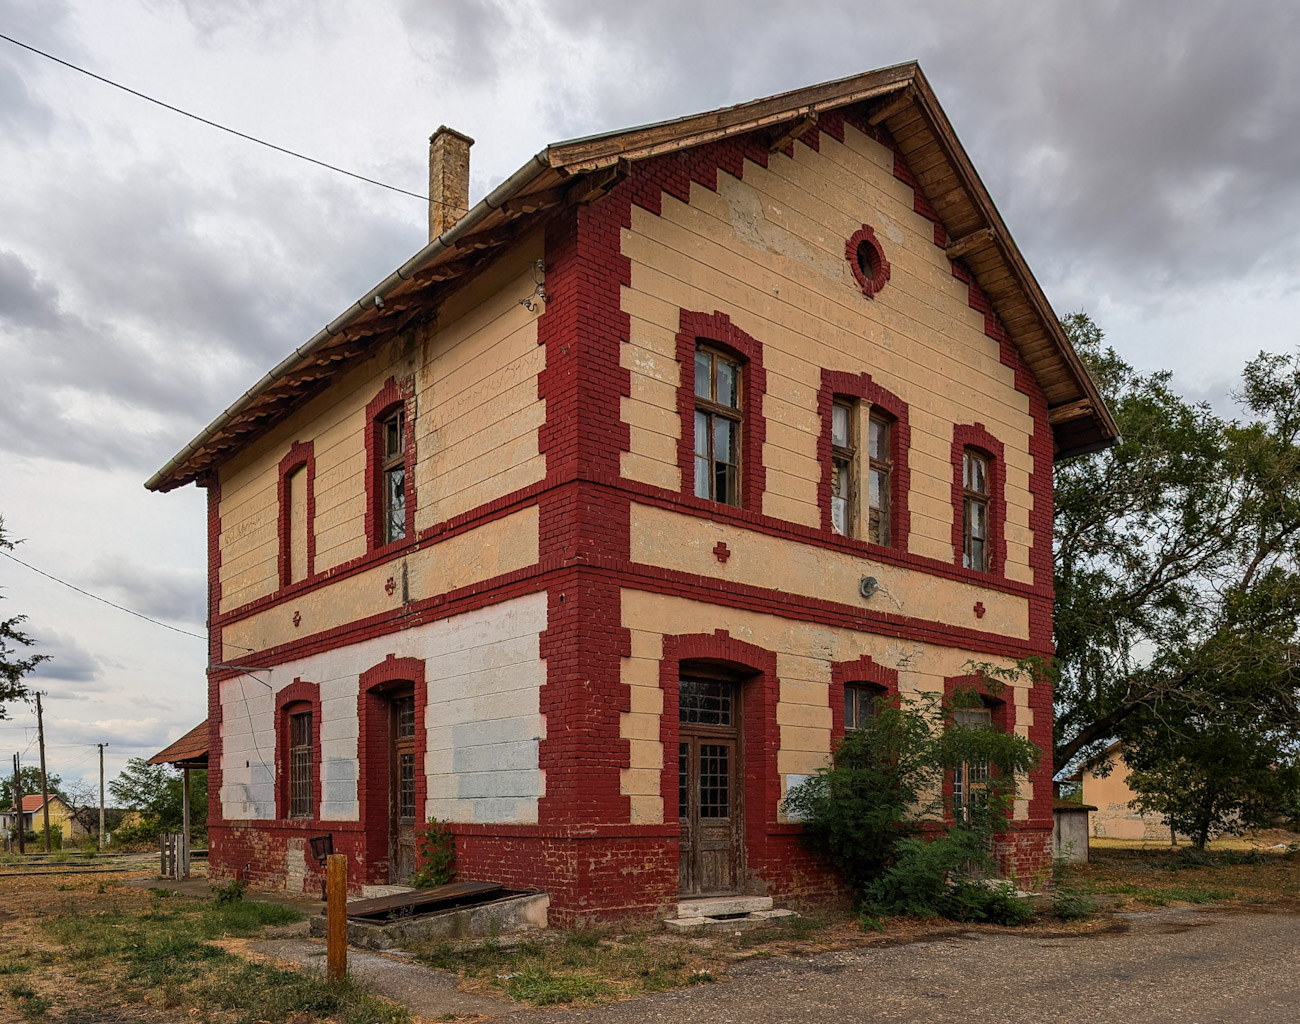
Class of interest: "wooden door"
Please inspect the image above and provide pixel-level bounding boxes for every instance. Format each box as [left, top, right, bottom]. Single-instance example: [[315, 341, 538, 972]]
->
[[678, 676, 743, 897], [389, 691, 417, 884]]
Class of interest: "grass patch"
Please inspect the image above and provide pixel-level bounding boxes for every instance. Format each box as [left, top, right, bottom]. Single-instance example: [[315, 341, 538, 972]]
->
[[414, 930, 721, 1007], [39, 892, 404, 1024], [6, 981, 53, 1021]]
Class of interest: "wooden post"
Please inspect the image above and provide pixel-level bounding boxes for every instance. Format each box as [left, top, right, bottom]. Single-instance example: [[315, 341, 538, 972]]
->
[[160, 834, 167, 876], [97, 744, 106, 850], [13, 755, 25, 856], [326, 853, 347, 984], [36, 694, 51, 853], [181, 768, 191, 880]]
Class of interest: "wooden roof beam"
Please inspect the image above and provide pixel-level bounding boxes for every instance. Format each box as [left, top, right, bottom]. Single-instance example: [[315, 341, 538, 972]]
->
[[867, 89, 915, 126], [1048, 399, 1096, 426], [768, 110, 819, 152], [945, 227, 996, 261]]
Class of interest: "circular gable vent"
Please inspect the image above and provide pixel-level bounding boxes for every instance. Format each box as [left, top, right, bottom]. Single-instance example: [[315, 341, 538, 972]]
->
[[846, 225, 891, 299]]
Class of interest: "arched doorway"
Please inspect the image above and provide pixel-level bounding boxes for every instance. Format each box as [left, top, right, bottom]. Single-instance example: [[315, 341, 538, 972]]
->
[[677, 670, 744, 897]]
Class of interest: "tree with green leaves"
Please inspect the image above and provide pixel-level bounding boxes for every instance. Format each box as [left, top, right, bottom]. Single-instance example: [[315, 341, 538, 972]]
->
[[0, 517, 47, 719], [1123, 703, 1300, 850], [109, 757, 207, 834], [1052, 315, 1300, 774], [1, 767, 61, 810], [785, 688, 1040, 919]]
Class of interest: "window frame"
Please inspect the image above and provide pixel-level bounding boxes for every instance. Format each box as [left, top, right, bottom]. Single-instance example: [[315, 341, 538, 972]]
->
[[364, 377, 416, 555], [274, 679, 321, 823], [818, 371, 909, 549], [830, 399, 857, 537], [843, 682, 886, 732], [962, 448, 991, 572], [674, 310, 767, 514], [693, 344, 744, 507], [287, 708, 314, 819], [380, 407, 407, 545], [949, 425, 1006, 577]]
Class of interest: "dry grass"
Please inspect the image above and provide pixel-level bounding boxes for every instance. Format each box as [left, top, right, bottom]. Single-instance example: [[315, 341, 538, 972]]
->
[[0, 863, 405, 1024]]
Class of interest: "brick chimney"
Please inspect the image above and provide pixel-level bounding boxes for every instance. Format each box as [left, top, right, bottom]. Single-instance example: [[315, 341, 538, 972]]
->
[[428, 126, 474, 242]]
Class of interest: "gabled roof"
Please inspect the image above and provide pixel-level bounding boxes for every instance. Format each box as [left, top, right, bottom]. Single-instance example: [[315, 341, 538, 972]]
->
[[147, 721, 209, 768], [147, 62, 1118, 493], [20, 793, 53, 812]]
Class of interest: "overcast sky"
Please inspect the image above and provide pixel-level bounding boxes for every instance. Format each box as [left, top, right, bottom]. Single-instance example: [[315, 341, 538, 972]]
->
[[2, 0, 1298, 795]]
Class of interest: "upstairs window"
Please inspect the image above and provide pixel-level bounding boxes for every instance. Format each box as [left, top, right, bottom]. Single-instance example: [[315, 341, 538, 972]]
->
[[288, 709, 313, 819], [866, 414, 892, 546], [832, 401, 893, 546], [381, 409, 406, 544], [694, 346, 742, 506], [962, 449, 990, 572], [831, 401, 855, 536]]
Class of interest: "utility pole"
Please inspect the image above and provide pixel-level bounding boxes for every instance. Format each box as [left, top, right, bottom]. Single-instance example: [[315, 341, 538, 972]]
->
[[36, 694, 51, 853], [13, 753, 25, 855], [97, 743, 106, 849]]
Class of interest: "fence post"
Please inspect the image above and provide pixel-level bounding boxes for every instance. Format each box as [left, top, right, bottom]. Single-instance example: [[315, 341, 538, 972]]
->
[[326, 853, 348, 984]]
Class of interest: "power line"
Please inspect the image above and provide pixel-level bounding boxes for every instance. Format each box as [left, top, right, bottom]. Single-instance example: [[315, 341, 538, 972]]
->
[[0, 30, 462, 209], [0, 548, 251, 651]]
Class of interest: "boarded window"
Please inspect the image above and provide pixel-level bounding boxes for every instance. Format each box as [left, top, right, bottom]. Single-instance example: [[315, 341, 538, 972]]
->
[[288, 710, 313, 819], [962, 449, 990, 571], [288, 465, 309, 584], [694, 346, 742, 506]]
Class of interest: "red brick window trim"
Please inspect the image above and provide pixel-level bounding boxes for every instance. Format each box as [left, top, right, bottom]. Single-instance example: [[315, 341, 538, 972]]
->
[[356, 655, 428, 883], [658, 630, 780, 844], [676, 311, 767, 513], [817, 371, 910, 549], [829, 655, 900, 742], [950, 423, 1006, 576], [276, 441, 316, 590], [846, 225, 891, 299], [274, 679, 321, 822], [364, 377, 417, 557]]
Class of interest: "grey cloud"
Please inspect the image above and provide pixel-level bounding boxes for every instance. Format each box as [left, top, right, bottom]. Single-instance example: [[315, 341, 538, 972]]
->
[[0, 250, 63, 331], [399, 0, 1300, 313], [0, 0, 77, 140], [152, 0, 338, 43], [86, 555, 207, 628], [29, 628, 103, 684]]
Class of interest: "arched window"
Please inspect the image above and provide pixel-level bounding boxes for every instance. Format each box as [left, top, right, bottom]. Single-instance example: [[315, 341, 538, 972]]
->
[[365, 377, 415, 552]]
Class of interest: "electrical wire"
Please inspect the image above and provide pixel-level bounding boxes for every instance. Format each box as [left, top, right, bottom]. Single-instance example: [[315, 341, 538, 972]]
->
[[0, 548, 251, 651], [0, 30, 462, 209]]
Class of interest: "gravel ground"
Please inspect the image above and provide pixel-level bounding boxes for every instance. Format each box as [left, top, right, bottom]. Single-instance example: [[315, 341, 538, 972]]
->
[[533, 906, 1300, 1024]]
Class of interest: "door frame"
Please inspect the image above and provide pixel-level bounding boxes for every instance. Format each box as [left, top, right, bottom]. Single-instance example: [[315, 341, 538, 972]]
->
[[677, 670, 745, 898], [658, 632, 780, 901], [357, 656, 427, 886]]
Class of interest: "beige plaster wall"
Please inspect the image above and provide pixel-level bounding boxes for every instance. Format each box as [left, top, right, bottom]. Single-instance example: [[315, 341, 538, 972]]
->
[[619, 589, 1036, 825], [1081, 748, 1178, 841], [216, 233, 546, 618], [219, 506, 538, 659], [619, 122, 1038, 586], [630, 503, 1027, 640]]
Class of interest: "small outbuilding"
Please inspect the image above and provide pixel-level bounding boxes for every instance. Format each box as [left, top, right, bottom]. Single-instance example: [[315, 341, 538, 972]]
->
[[1052, 797, 1096, 863]]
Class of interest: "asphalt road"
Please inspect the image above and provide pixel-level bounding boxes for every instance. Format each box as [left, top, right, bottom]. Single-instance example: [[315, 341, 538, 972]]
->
[[540, 907, 1300, 1024]]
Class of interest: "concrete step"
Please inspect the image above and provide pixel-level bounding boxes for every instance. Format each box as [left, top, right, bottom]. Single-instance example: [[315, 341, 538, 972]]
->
[[676, 895, 772, 919], [361, 884, 416, 899], [664, 907, 797, 934]]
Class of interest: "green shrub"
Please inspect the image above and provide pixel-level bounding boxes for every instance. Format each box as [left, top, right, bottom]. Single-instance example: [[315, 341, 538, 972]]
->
[[211, 878, 248, 904], [411, 818, 456, 889], [1052, 887, 1096, 921]]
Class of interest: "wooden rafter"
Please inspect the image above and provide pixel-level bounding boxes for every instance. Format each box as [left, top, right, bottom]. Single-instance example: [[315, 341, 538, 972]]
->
[[768, 110, 819, 152], [945, 227, 996, 261]]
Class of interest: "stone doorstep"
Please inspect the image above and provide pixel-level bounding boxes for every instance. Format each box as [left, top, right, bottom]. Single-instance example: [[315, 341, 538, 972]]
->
[[361, 884, 417, 899], [664, 907, 797, 934], [676, 895, 772, 919]]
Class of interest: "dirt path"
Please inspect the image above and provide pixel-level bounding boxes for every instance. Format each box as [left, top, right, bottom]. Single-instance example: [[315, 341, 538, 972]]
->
[[532, 906, 1300, 1024]]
